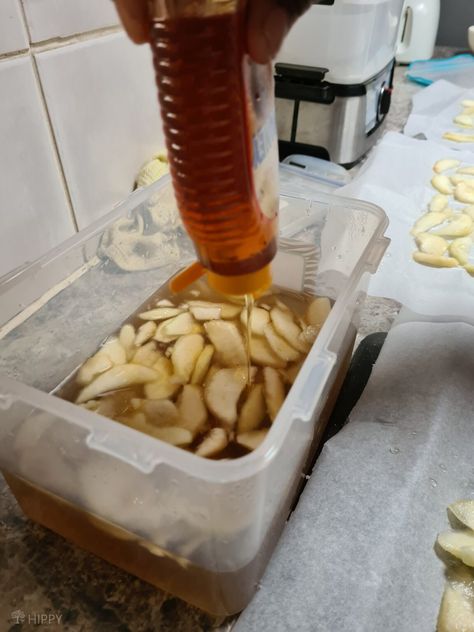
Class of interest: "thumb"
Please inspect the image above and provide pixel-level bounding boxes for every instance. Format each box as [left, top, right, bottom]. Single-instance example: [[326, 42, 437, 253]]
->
[[247, 0, 311, 64]]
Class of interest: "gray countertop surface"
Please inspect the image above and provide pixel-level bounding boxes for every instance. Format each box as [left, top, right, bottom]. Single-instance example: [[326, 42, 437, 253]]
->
[[0, 52, 453, 632]]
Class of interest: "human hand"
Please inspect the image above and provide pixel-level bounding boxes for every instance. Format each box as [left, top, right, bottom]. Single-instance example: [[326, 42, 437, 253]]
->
[[114, 0, 311, 63]]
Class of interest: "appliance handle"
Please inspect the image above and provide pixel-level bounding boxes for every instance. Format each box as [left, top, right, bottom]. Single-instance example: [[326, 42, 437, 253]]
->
[[397, 4, 413, 55]]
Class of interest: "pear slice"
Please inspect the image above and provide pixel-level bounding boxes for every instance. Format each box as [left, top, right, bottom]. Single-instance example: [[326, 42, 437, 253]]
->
[[220, 303, 243, 319], [191, 344, 215, 385], [240, 307, 270, 336], [411, 211, 452, 236], [438, 584, 474, 632], [98, 337, 127, 366], [443, 132, 474, 143], [171, 334, 204, 383], [451, 175, 474, 188], [151, 426, 193, 446], [81, 400, 100, 411], [238, 384, 266, 433], [122, 413, 190, 445], [434, 159, 461, 174], [306, 297, 331, 329], [437, 530, 474, 566], [144, 380, 180, 400], [450, 237, 472, 266], [462, 100, 474, 108], [432, 214, 473, 238], [77, 353, 113, 386], [455, 184, 474, 205], [144, 356, 180, 399], [204, 367, 248, 428], [204, 321, 247, 367], [416, 233, 449, 256], [264, 323, 301, 362], [132, 341, 161, 367], [250, 337, 286, 369], [454, 114, 474, 128], [139, 307, 183, 321], [412, 252, 459, 268], [177, 385, 208, 436], [448, 500, 474, 531], [162, 312, 199, 336], [119, 324, 136, 358], [196, 428, 228, 458], [189, 304, 222, 321], [464, 205, 474, 220], [429, 194, 449, 213], [76, 364, 158, 404], [130, 398, 142, 410], [237, 430, 268, 452], [188, 301, 240, 320], [270, 307, 309, 353], [134, 321, 157, 347], [432, 175, 454, 195], [263, 367, 285, 422], [154, 312, 200, 344], [142, 399, 180, 427], [458, 167, 474, 176]]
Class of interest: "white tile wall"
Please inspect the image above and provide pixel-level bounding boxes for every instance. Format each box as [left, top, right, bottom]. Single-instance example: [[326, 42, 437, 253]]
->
[[0, 56, 74, 278], [22, 0, 119, 43], [36, 32, 164, 229], [0, 0, 28, 55]]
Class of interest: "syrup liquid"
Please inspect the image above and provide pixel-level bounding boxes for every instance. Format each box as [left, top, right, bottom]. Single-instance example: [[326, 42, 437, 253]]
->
[[3, 276, 356, 615], [150, 10, 277, 276], [56, 279, 313, 460], [2, 326, 356, 616], [243, 293, 254, 386]]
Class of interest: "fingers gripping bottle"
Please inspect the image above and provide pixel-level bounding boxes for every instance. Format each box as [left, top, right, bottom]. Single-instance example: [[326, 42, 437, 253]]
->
[[148, 0, 279, 297]]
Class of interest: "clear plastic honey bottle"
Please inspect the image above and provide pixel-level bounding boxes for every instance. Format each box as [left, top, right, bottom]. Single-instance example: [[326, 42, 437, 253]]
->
[[148, 0, 279, 297]]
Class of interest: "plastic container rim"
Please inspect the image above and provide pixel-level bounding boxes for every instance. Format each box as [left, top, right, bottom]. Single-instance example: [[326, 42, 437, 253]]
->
[[0, 175, 389, 484]]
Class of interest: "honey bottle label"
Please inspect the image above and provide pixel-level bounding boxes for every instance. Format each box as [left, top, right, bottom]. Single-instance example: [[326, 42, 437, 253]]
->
[[245, 61, 279, 222]]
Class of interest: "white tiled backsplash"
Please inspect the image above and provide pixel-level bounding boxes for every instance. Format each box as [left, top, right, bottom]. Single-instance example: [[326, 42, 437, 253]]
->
[[22, 0, 119, 42], [0, 1, 165, 278]]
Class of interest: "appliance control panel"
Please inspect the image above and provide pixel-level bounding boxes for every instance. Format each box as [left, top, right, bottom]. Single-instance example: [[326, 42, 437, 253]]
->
[[365, 62, 394, 134]]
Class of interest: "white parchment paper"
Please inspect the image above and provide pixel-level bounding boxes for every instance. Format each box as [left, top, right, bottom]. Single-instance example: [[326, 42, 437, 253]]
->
[[235, 321, 474, 632], [404, 80, 474, 152], [338, 132, 474, 322]]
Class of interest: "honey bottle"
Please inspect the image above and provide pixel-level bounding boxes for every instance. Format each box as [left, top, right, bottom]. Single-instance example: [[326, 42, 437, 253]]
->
[[148, 0, 279, 297]]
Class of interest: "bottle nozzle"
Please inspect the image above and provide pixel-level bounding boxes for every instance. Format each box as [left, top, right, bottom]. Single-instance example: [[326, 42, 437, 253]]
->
[[207, 265, 272, 298]]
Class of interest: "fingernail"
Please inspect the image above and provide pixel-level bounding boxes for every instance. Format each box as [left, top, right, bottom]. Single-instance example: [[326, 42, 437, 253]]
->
[[262, 7, 289, 59]]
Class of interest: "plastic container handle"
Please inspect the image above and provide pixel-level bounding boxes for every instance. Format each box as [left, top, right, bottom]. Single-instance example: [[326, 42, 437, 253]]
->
[[292, 352, 336, 424]]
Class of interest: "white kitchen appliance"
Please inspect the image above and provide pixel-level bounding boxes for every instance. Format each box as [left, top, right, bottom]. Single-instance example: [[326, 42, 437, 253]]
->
[[275, 0, 405, 167], [396, 0, 441, 64]]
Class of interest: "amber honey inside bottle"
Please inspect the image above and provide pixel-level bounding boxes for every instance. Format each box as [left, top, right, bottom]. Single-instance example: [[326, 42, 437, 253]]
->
[[149, 0, 279, 298]]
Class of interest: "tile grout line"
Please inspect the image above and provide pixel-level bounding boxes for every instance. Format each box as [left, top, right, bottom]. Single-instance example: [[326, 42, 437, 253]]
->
[[17, 0, 33, 43], [0, 24, 122, 61], [31, 25, 123, 54], [0, 49, 29, 61], [17, 0, 79, 232], [29, 52, 80, 232], [8, 2, 124, 235]]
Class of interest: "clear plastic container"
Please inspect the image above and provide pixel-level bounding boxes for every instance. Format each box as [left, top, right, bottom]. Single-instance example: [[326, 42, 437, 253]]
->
[[279, 155, 352, 198], [0, 177, 388, 616], [277, 0, 405, 84]]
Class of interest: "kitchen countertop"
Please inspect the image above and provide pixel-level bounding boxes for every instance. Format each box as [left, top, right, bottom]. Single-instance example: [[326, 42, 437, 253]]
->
[[0, 53, 453, 632]]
